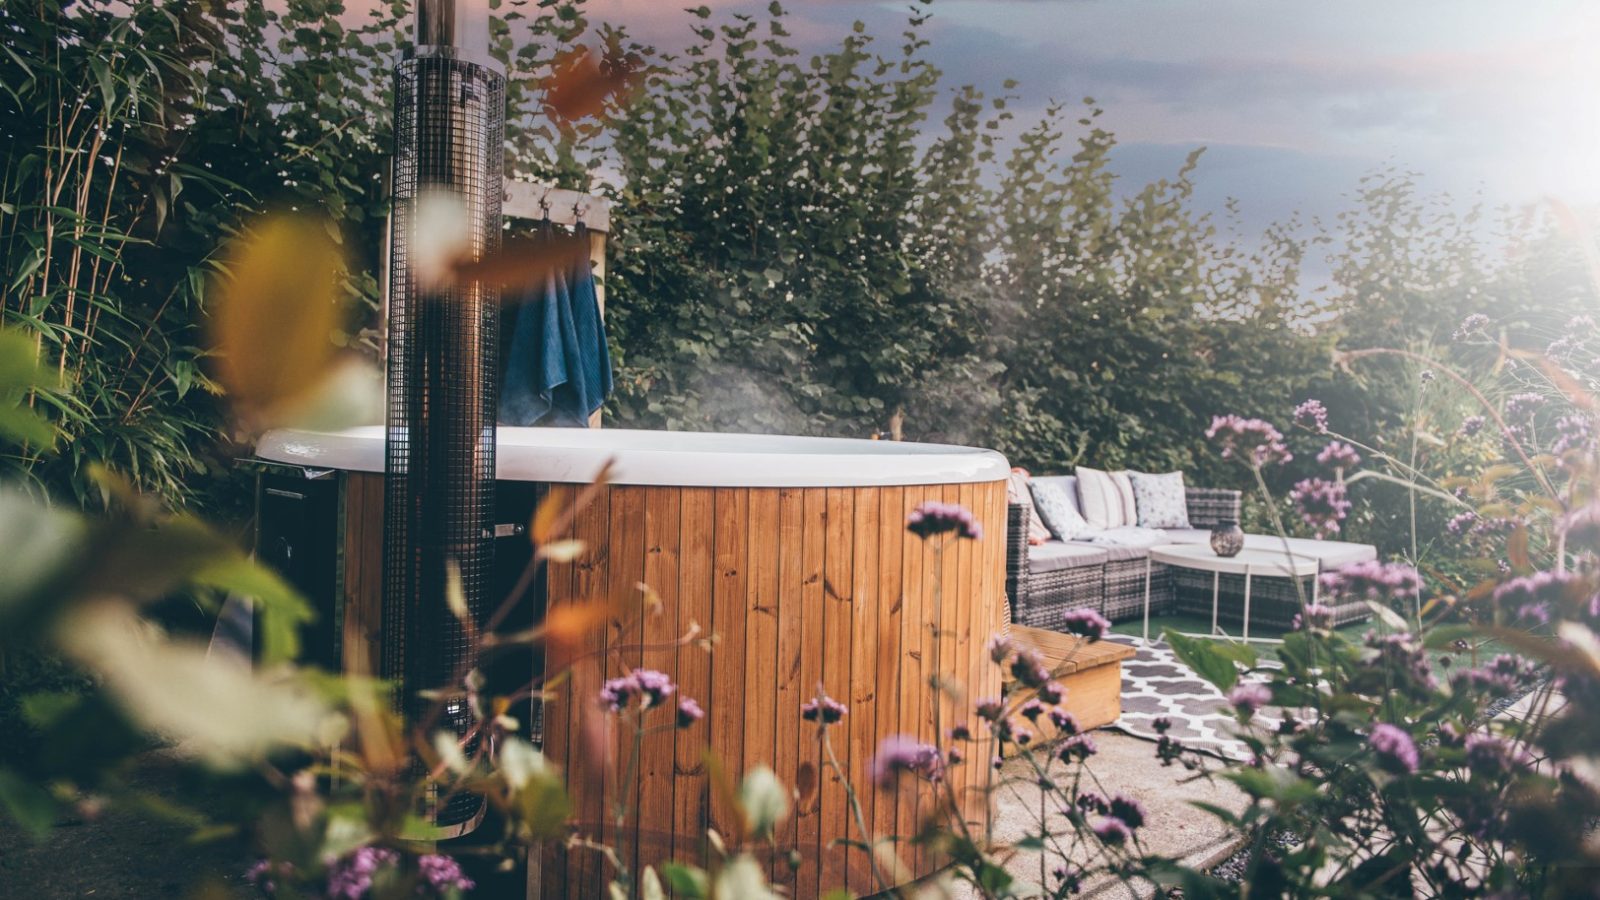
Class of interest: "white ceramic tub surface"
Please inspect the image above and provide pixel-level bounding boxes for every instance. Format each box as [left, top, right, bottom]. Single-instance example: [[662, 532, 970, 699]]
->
[[254, 426, 1009, 487]]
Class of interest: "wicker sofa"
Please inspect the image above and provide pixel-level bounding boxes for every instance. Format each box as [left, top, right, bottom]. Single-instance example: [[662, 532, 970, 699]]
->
[[1005, 476, 1377, 633]]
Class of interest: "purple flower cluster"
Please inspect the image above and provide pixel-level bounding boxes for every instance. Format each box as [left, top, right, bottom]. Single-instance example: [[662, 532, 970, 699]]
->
[[801, 694, 847, 725], [1061, 608, 1111, 641], [906, 501, 983, 540], [1316, 441, 1361, 471], [1290, 602, 1334, 631], [1057, 733, 1097, 762], [1504, 392, 1545, 425], [871, 735, 945, 788], [1319, 560, 1422, 603], [1008, 647, 1052, 689], [1552, 414, 1595, 457], [1453, 313, 1490, 341], [1364, 631, 1436, 690], [1369, 723, 1419, 774], [986, 633, 1014, 663], [245, 859, 295, 895], [599, 669, 676, 713], [327, 847, 398, 900], [417, 855, 475, 895], [1208, 415, 1293, 466], [1464, 734, 1531, 777], [1227, 682, 1271, 718], [1092, 816, 1133, 845], [1452, 654, 1537, 697], [1446, 511, 1477, 536], [1493, 570, 1575, 627], [1290, 478, 1351, 537], [1293, 399, 1329, 434], [1458, 415, 1486, 438], [1049, 708, 1080, 735]]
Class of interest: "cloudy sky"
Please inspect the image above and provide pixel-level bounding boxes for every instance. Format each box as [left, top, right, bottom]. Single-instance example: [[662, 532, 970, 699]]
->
[[577, 0, 1600, 238]]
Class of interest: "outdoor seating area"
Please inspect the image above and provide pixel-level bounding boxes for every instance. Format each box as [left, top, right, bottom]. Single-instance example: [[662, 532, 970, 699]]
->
[[1004, 471, 1379, 637]]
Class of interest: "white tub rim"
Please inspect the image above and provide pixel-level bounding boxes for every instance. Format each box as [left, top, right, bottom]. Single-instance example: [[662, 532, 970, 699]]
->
[[254, 425, 1010, 488]]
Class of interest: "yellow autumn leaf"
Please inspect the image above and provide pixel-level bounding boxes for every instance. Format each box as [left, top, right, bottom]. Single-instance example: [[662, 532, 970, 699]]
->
[[210, 214, 346, 425]]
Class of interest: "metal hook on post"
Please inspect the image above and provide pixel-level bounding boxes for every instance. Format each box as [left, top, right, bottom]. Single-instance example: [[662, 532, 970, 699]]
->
[[573, 200, 588, 229], [538, 187, 552, 221]]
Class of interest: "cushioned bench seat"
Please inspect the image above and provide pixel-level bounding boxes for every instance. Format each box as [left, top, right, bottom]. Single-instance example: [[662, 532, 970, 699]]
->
[[1027, 541, 1111, 574]]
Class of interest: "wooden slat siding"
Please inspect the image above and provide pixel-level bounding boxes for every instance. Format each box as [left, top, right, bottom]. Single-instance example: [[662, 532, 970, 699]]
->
[[845, 486, 880, 893], [920, 486, 946, 873], [743, 489, 782, 873], [844, 483, 883, 890], [770, 488, 807, 889], [638, 487, 682, 878], [954, 481, 977, 832], [605, 487, 647, 890], [708, 488, 749, 840], [898, 487, 928, 875], [569, 484, 612, 898], [537, 483, 577, 900], [819, 488, 854, 890], [673, 488, 716, 868], [341, 473, 385, 679], [793, 489, 828, 900], [872, 486, 905, 872], [980, 481, 1005, 826]]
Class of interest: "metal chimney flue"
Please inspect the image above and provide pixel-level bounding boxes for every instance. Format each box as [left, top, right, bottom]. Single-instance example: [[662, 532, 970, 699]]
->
[[382, 0, 504, 834]]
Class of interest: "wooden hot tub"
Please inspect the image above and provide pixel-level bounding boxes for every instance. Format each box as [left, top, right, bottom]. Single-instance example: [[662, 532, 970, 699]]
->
[[254, 427, 1010, 896]]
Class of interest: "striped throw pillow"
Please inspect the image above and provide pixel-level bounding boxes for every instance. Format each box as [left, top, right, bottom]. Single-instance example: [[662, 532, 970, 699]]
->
[[1075, 466, 1128, 529]]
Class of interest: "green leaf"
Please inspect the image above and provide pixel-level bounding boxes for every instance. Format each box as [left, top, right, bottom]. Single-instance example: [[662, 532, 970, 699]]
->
[[0, 768, 57, 841], [660, 863, 709, 898], [1163, 629, 1253, 692]]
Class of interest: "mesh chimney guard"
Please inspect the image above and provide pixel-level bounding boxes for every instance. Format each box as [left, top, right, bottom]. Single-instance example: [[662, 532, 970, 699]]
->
[[382, 0, 504, 835]]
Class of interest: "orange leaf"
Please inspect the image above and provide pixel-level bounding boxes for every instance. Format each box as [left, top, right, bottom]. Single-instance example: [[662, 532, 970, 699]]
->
[[542, 45, 641, 124]]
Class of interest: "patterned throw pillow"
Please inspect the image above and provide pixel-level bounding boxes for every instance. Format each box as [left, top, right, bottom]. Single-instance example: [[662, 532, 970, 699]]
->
[[1029, 479, 1095, 541], [1006, 470, 1052, 545], [1128, 470, 1190, 529], [1075, 466, 1128, 529]]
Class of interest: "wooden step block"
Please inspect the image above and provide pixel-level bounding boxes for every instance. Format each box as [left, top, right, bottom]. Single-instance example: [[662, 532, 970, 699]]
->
[[1002, 625, 1136, 732]]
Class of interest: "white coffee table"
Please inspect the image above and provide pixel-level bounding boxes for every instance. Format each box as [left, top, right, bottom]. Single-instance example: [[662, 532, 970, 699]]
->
[[1141, 543, 1320, 644]]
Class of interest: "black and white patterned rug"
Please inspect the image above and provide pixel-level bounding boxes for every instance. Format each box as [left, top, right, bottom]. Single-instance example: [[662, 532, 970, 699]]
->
[[1107, 636, 1280, 761]]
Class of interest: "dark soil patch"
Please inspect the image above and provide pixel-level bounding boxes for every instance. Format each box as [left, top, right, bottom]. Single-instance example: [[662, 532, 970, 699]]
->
[[0, 754, 254, 899]]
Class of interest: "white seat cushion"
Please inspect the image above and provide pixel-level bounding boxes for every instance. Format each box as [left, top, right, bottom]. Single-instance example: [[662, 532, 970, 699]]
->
[[1241, 534, 1377, 569]]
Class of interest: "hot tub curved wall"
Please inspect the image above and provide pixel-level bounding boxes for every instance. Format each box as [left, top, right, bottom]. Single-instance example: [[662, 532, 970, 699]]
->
[[533, 480, 1006, 897], [260, 429, 1007, 895]]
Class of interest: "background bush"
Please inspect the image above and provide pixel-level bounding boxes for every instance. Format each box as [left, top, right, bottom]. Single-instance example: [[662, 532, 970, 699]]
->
[[3, 0, 1597, 563]]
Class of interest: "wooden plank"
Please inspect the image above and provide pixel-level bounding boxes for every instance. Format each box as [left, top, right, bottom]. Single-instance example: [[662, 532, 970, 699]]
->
[[673, 488, 716, 867], [846, 487, 880, 893], [638, 487, 682, 878], [708, 489, 749, 839], [340, 473, 384, 679], [794, 489, 828, 899], [771, 488, 807, 889], [605, 487, 647, 889], [898, 487, 928, 875], [743, 489, 782, 872], [953, 481, 976, 832], [872, 487, 905, 874], [569, 484, 612, 898], [536, 483, 577, 900], [819, 488, 854, 891]]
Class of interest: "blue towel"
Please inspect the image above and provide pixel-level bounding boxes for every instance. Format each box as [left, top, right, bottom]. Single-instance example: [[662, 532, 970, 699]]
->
[[499, 223, 613, 426]]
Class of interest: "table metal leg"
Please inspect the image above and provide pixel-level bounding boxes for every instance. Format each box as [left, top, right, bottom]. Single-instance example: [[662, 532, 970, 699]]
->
[[1242, 565, 1252, 642], [1211, 570, 1219, 637]]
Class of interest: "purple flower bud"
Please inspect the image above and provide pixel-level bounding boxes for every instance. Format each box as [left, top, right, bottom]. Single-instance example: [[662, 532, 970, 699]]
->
[[1049, 709, 1080, 735], [1108, 794, 1146, 829], [974, 697, 1005, 721], [907, 501, 982, 540], [871, 735, 945, 788], [1227, 683, 1271, 718], [1062, 608, 1111, 641], [1316, 441, 1361, 471], [1092, 816, 1133, 845], [1369, 723, 1419, 774], [986, 633, 1014, 663], [801, 694, 848, 725], [1018, 699, 1045, 721], [676, 697, 705, 729], [1453, 313, 1490, 341], [1319, 560, 1422, 603], [1458, 415, 1486, 438], [1465, 734, 1530, 777], [1009, 648, 1051, 689], [1290, 478, 1350, 537], [1057, 733, 1097, 762], [417, 854, 475, 894], [1208, 415, 1293, 466], [1293, 399, 1329, 434]]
